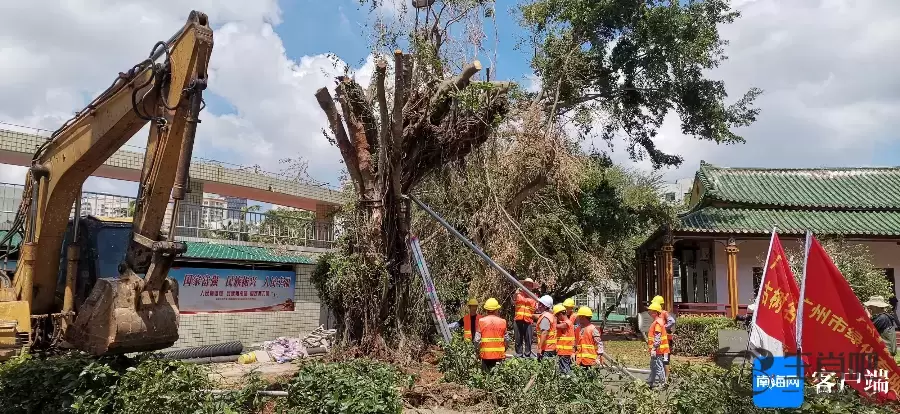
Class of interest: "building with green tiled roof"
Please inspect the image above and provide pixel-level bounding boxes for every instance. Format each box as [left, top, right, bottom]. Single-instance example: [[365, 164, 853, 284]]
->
[[636, 161, 900, 318]]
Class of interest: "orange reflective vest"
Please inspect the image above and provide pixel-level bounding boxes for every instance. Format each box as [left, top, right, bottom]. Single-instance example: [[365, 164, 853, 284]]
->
[[576, 324, 599, 366], [648, 317, 670, 355], [556, 315, 575, 357], [514, 291, 536, 323], [537, 312, 557, 352], [569, 312, 580, 341], [659, 310, 672, 342], [478, 315, 507, 360], [462, 314, 482, 342]]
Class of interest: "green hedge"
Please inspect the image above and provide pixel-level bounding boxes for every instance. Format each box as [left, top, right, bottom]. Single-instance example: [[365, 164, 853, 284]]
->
[[671, 315, 740, 357], [0, 353, 267, 414], [279, 359, 413, 414]]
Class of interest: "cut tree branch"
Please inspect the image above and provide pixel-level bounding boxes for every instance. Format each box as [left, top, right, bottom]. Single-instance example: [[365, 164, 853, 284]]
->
[[339, 77, 380, 161], [375, 59, 390, 191], [429, 60, 482, 124], [506, 174, 548, 214], [336, 80, 377, 200], [390, 50, 408, 196], [315, 87, 363, 188]]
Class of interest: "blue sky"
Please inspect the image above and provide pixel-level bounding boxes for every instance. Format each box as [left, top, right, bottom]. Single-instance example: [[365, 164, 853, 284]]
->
[[276, 1, 532, 81]]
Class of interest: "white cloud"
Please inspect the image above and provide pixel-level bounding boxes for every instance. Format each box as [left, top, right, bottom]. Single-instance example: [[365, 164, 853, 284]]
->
[[0, 0, 378, 196], [586, 0, 900, 181], [5, 0, 900, 202]]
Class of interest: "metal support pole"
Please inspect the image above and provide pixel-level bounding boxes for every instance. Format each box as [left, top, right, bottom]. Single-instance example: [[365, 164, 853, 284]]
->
[[405, 194, 540, 302]]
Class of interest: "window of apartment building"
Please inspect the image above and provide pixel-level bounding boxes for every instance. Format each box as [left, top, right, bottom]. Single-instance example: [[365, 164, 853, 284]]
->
[[664, 192, 676, 202]]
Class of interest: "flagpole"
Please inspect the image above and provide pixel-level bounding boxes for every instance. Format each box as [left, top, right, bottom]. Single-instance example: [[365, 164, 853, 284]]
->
[[740, 227, 777, 377], [796, 230, 813, 351], [751, 227, 778, 329]]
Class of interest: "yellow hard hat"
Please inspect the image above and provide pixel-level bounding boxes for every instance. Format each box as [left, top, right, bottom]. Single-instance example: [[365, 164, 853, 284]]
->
[[552, 304, 566, 315], [467, 298, 478, 306], [651, 295, 664, 304], [648, 302, 663, 312], [484, 298, 501, 311], [576, 306, 593, 318], [563, 298, 576, 308]]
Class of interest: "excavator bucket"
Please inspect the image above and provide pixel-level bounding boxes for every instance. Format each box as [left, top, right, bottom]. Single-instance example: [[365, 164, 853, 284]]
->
[[65, 272, 179, 355]]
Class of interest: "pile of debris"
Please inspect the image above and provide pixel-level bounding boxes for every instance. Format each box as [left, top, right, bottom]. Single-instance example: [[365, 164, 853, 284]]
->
[[157, 325, 337, 365], [248, 325, 338, 364]]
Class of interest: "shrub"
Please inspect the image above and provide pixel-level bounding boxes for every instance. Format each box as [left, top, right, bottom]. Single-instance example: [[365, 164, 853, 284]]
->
[[278, 359, 412, 414], [0, 353, 266, 414], [672, 315, 740, 357], [0, 352, 118, 413], [670, 363, 899, 414], [437, 334, 480, 384]]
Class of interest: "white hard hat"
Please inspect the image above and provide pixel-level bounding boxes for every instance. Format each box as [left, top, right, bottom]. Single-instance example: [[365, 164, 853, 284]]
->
[[539, 295, 553, 309]]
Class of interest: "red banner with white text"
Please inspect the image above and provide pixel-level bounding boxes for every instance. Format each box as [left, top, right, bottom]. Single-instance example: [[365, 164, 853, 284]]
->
[[800, 236, 900, 400], [750, 232, 800, 356]]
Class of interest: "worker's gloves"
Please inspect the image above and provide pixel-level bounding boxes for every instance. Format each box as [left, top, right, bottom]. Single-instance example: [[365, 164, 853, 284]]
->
[[650, 349, 657, 357]]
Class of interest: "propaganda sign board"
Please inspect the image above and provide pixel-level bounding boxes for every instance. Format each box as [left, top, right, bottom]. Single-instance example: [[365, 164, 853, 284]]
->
[[168, 267, 296, 313]]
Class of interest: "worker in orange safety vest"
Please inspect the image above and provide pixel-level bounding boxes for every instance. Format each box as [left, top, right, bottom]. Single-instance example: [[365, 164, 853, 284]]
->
[[535, 295, 557, 361], [563, 298, 578, 344], [447, 298, 482, 341], [575, 306, 603, 368], [475, 297, 508, 372], [513, 276, 538, 357], [650, 295, 675, 379], [553, 304, 575, 374], [647, 302, 670, 388]]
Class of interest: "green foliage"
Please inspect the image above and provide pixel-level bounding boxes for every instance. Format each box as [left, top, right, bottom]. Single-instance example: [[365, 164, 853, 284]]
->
[[786, 237, 894, 303], [671, 315, 740, 357], [0, 353, 115, 413], [670, 363, 898, 414], [519, 0, 761, 168], [523, 155, 674, 301], [437, 334, 481, 384], [441, 353, 899, 414], [0, 353, 267, 414], [277, 359, 412, 414], [312, 251, 414, 342]]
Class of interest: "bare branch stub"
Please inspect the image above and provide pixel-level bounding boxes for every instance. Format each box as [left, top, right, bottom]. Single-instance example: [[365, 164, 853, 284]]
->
[[314, 87, 363, 189]]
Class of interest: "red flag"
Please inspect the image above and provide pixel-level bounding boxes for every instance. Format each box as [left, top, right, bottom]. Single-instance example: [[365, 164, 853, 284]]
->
[[750, 232, 800, 355], [800, 235, 900, 400]]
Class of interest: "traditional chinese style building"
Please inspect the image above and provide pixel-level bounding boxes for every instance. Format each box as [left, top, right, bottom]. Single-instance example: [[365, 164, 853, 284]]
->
[[636, 162, 900, 318]]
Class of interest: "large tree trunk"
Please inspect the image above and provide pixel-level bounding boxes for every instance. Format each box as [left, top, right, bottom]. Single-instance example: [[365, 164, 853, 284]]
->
[[315, 52, 511, 346]]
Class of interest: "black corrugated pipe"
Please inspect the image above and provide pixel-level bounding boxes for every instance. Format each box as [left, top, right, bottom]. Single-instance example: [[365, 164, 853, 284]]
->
[[158, 341, 244, 360]]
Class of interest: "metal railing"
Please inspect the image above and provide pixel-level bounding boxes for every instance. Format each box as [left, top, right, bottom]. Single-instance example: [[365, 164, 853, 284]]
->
[[0, 183, 335, 249]]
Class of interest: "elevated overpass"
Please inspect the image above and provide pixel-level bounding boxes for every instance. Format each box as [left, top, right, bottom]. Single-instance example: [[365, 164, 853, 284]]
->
[[0, 129, 343, 212]]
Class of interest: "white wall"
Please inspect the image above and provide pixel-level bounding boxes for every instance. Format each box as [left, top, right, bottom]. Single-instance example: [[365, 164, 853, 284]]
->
[[171, 263, 327, 349], [712, 238, 900, 307]]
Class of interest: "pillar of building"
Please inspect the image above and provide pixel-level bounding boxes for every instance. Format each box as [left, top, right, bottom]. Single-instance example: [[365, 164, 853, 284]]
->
[[662, 236, 675, 313], [635, 252, 645, 309], [314, 203, 339, 248], [642, 253, 653, 308], [654, 250, 663, 303], [165, 178, 204, 238], [726, 237, 739, 319]]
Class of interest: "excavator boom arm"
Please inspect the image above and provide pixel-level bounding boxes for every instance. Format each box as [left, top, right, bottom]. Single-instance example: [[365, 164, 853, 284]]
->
[[9, 11, 212, 355]]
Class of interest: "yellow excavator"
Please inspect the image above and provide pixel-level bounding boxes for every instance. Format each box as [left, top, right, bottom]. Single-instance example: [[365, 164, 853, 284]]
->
[[0, 10, 213, 356]]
